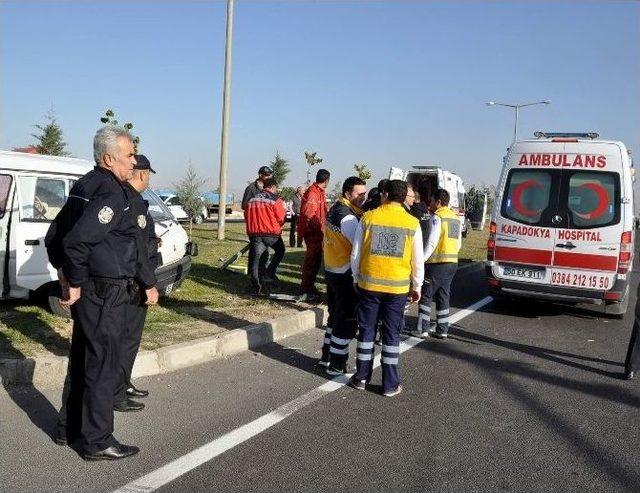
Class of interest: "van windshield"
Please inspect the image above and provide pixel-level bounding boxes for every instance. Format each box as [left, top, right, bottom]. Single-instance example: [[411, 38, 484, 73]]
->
[[142, 189, 174, 221]]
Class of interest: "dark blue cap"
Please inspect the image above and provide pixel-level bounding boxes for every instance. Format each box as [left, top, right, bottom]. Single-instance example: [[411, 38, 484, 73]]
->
[[134, 154, 156, 173]]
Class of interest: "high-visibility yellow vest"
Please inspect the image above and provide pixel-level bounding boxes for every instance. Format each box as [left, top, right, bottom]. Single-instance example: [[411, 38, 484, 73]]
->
[[357, 202, 419, 294], [323, 198, 361, 274], [426, 206, 461, 264]]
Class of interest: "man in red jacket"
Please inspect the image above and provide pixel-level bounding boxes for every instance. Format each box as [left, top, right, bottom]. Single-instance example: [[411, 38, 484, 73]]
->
[[298, 169, 330, 297], [245, 178, 286, 295]]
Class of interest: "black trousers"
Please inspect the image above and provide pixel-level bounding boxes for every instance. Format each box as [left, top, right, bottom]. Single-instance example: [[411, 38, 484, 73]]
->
[[249, 235, 285, 290], [114, 289, 147, 404], [62, 278, 129, 454], [325, 271, 358, 367], [625, 319, 640, 374]]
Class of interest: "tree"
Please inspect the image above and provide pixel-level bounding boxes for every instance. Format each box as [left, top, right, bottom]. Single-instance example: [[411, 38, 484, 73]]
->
[[304, 151, 323, 184], [175, 163, 205, 239], [270, 151, 290, 185], [279, 186, 297, 202], [328, 181, 342, 202], [31, 111, 69, 156], [353, 163, 372, 181], [99, 109, 140, 152]]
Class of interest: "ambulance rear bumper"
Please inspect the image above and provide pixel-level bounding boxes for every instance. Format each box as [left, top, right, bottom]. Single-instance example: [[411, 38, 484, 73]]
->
[[486, 267, 629, 305]]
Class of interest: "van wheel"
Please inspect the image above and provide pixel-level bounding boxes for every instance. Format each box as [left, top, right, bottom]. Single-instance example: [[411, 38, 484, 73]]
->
[[47, 283, 71, 319], [194, 215, 204, 225]]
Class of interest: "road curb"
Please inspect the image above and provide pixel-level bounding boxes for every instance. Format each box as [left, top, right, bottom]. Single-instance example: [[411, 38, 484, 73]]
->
[[0, 305, 328, 389]]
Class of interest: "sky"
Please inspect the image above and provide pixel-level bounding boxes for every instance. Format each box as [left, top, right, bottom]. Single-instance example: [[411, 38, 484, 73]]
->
[[1, 0, 639, 198]]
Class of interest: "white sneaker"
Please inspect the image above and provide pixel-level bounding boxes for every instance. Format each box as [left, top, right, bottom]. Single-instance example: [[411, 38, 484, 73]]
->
[[406, 329, 428, 339], [383, 385, 403, 397]]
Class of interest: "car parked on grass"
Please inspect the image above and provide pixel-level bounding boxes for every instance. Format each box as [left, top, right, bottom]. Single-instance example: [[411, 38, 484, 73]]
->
[[0, 150, 195, 317]]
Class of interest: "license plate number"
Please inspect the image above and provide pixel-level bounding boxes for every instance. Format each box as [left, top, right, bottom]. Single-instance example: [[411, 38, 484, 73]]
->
[[503, 266, 544, 280], [551, 271, 611, 289]]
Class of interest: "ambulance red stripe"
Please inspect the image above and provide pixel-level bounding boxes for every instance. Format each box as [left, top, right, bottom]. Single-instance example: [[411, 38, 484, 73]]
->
[[553, 252, 618, 271], [494, 246, 552, 265]]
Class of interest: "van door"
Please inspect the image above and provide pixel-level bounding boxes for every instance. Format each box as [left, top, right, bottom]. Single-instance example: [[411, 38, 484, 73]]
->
[[388, 167, 407, 180], [0, 173, 14, 297], [493, 168, 561, 285], [14, 174, 68, 292], [550, 170, 621, 291]]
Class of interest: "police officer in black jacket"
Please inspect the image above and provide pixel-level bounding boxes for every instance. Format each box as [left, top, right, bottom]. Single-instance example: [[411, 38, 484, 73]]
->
[[113, 154, 159, 410], [45, 126, 140, 461]]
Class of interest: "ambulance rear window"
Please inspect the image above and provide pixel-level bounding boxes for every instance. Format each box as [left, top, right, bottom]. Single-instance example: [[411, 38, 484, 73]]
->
[[567, 171, 619, 229], [501, 170, 554, 226]]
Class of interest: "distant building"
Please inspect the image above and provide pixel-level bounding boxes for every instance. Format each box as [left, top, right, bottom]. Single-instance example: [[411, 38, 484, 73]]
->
[[12, 145, 38, 154]]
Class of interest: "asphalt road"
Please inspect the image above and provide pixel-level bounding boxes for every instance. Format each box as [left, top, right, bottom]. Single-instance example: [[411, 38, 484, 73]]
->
[[1, 262, 639, 492]]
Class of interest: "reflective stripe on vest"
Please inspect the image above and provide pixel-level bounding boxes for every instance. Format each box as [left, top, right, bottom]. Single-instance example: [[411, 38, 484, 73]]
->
[[426, 207, 461, 264], [358, 203, 419, 294]]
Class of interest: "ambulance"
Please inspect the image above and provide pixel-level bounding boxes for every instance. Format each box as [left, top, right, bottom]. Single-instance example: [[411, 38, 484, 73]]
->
[[486, 132, 635, 317], [0, 150, 194, 317], [389, 166, 471, 237]]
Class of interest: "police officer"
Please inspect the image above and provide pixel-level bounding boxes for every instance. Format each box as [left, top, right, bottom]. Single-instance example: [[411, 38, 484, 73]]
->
[[412, 188, 461, 339], [348, 180, 424, 397], [318, 177, 366, 373], [45, 126, 140, 460], [113, 154, 160, 411]]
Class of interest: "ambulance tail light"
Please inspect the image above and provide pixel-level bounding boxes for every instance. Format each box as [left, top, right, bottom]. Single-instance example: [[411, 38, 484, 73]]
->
[[487, 221, 497, 261], [604, 291, 622, 301], [617, 231, 633, 274]]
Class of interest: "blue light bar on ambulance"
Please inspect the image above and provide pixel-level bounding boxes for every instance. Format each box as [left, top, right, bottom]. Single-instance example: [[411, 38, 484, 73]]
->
[[534, 131, 599, 139]]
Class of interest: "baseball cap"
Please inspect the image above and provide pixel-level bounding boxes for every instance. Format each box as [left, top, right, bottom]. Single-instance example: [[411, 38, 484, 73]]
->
[[133, 154, 156, 174], [258, 166, 273, 176]]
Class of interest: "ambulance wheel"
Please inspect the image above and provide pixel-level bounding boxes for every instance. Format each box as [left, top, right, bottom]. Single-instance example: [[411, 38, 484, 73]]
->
[[47, 283, 71, 319]]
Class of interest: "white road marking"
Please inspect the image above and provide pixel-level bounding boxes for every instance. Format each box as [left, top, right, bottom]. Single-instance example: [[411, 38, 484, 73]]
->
[[113, 296, 493, 493]]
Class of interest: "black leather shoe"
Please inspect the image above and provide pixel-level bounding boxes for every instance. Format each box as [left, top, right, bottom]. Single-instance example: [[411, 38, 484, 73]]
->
[[114, 399, 145, 412], [84, 444, 140, 461], [126, 386, 149, 398]]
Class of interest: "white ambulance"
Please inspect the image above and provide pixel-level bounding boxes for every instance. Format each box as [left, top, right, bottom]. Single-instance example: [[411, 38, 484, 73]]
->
[[0, 151, 194, 316], [486, 132, 635, 317], [389, 166, 471, 237]]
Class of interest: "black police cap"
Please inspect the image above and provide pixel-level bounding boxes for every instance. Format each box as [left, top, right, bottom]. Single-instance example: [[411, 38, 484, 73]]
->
[[134, 154, 156, 174]]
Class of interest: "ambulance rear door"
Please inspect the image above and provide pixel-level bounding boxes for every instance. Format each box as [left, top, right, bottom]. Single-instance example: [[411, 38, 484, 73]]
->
[[493, 154, 562, 286], [549, 145, 625, 293]]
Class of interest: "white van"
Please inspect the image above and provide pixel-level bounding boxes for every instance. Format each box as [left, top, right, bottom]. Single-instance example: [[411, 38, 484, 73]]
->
[[486, 132, 635, 317], [389, 165, 471, 237], [0, 150, 194, 316], [156, 192, 207, 224]]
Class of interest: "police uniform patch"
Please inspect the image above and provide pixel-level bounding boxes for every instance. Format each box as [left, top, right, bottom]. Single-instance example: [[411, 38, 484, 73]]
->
[[137, 214, 147, 229], [98, 206, 114, 224]]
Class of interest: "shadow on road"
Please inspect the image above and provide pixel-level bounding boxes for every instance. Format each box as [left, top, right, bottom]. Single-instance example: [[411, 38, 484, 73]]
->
[[0, 332, 60, 443], [414, 340, 640, 492]]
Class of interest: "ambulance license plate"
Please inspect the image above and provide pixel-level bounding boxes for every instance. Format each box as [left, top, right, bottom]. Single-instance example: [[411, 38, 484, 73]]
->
[[502, 266, 544, 280]]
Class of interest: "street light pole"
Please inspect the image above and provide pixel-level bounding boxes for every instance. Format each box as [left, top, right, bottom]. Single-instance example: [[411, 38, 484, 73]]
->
[[486, 100, 551, 142], [217, 0, 234, 241]]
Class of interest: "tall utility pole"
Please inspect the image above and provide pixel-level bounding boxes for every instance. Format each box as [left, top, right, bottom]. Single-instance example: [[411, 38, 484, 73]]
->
[[217, 0, 234, 240], [485, 100, 551, 142]]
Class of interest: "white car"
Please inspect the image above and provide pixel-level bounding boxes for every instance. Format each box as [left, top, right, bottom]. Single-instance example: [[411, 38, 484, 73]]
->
[[157, 193, 208, 224], [0, 151, 194, 316]]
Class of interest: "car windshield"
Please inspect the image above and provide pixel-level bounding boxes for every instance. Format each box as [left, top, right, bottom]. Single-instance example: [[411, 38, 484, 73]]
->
[[142, 189, 174, 221]]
